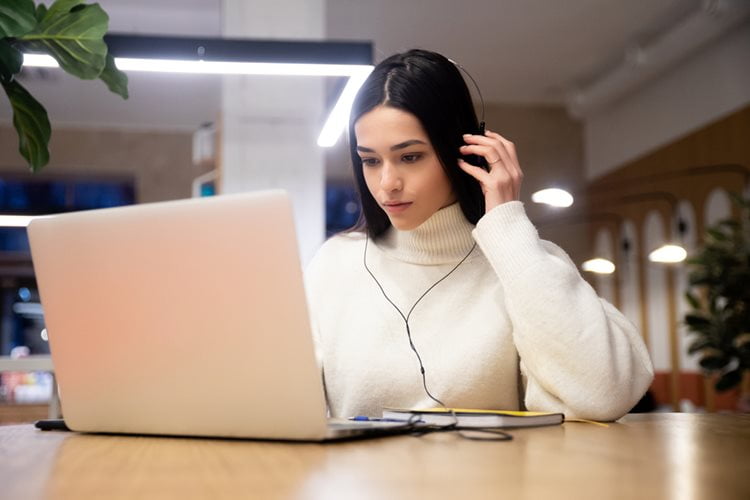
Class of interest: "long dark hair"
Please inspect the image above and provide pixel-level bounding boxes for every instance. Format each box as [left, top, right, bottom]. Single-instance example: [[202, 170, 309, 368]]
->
[[348, 49, 485, 239]]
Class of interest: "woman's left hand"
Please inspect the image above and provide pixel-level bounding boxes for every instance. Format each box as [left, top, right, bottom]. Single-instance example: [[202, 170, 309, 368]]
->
[[457, 128, 523, 213]]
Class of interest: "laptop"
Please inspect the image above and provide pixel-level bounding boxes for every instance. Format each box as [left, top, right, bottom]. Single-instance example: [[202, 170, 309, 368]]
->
[[27, 190, 413, 441]]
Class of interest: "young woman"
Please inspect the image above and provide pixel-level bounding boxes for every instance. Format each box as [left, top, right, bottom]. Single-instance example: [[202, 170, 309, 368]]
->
[[305, 49, 653, 421]]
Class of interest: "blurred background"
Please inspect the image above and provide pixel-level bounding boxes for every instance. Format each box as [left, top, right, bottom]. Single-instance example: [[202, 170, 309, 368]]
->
[[1, 0, 748, 420]]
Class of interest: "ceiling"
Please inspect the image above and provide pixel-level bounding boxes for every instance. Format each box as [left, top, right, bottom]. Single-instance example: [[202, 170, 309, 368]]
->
[[326, 0, 701, 104], [0, 0, 706, 130]]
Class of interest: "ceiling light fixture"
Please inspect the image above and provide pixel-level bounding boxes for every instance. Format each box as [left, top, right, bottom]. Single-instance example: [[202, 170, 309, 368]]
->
[[21, 34, 374, 148], [317, 67, 371, 147], [531, 188, 574, 207], [582, 258, 615, 274], [648, 244, 687, 263]]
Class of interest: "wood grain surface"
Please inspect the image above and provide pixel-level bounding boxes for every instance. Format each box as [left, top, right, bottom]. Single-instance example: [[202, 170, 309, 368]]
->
[[1, 413, 748, 500]]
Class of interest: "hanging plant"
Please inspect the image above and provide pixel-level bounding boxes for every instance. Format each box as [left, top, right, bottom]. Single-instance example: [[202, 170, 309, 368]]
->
[[0, 0, 128, 172], [684, 192, 750, 392]]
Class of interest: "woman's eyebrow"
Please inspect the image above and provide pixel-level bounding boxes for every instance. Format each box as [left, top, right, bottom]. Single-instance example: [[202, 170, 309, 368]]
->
[[356, 139, 427, 153], [391, 139, 427, 151]]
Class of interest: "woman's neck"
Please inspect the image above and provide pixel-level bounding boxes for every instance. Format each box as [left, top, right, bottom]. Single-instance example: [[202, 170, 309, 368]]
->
[[375, 203, 476, 264]]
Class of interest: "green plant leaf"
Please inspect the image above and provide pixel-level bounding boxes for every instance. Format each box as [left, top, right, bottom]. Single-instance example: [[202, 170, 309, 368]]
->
[[715, 368, 742, 392], [0, 0, 37, 37], [685, 257, 705, 269], [43, 0, 86, 22], [686, 193, 750, 379], [707, 228, 729, 241], [699, 353, 729, 371], [688, 273, 714, 287], [717, 219, 740, 230], [739, 346, 750, 369], [685, 314, 711, 328], [35, 4, 48, 22], [684, 291, 701, 310], [1, 79, 51, 171], [729, 191, 750, 209], [20, 2, 109, 80], [0, 39, 23, 82], [98, 52, 128, 99], [734, 332, 750, 349], [687, 337, 715, 355]]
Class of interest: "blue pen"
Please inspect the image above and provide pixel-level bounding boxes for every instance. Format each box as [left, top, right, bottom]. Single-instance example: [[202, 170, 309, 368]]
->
[[349, 415, 411, 423]]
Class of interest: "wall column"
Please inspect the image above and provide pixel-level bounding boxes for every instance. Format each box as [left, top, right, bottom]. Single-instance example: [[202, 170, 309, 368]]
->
[[220, 0, 326, 264]]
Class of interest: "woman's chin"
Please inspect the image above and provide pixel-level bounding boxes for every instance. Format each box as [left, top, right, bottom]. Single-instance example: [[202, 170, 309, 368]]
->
[[388, 215, 424, 231]]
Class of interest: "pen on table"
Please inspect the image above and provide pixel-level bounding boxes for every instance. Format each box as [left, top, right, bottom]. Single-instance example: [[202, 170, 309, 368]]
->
[[349, 416, 412, 423]]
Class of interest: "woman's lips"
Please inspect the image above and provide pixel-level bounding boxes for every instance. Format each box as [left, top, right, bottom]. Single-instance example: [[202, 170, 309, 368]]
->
[[382, 202, 412, 214]]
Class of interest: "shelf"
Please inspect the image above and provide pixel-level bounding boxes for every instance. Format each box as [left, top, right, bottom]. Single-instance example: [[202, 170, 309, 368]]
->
[[0, 356, 54, 372]]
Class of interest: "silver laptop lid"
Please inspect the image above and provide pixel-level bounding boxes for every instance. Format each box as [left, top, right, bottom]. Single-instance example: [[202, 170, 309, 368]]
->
[[27, 190, 328, 440]]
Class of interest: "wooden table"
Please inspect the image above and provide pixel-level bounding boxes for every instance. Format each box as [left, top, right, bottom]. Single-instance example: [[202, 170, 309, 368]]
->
[[1, 413, 748, 500]]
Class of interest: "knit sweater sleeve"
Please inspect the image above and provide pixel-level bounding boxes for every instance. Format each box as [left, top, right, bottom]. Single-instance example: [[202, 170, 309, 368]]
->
[[472, 201, 654, 421], [303, 237, 332, 369]]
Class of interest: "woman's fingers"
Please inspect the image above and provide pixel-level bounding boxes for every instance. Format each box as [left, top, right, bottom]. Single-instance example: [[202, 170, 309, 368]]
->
[[462, 133, 495, 146], [457, 158, 489, 182], [484, 129, 523, 190], [485, 129, 522, 174], [462, 132, 513, 168], [460, 128, 524, 210], [459, 143, 497, 162]]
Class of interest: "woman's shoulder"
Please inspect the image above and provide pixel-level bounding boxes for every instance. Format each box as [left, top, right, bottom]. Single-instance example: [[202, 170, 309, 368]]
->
[[320, 230, 367, 254], [305, 231, 367, 280]]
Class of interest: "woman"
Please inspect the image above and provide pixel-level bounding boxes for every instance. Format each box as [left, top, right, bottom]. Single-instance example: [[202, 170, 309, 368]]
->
[[305, 49, 653, 421]]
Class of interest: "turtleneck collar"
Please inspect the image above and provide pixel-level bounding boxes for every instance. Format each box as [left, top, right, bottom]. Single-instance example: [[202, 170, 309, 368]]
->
[[374, 202, 476, 264]]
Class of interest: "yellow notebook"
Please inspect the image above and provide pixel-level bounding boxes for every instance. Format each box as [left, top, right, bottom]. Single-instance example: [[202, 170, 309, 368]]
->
[[382, 407, 564, 428]]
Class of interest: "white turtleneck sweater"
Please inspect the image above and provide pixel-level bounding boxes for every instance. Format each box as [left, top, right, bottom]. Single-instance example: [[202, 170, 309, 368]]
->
[[304, 201, 653, 421]]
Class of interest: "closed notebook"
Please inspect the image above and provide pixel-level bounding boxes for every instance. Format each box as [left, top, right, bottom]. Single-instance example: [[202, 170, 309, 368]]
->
[[382, 408, 564, 428]]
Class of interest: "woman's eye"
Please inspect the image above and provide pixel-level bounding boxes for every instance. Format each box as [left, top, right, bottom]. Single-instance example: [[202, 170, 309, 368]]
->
[[360, 157, 379, 166], [402, 153, 423, 163]]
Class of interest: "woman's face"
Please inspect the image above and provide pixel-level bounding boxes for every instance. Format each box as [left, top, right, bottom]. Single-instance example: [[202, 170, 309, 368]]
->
[[355, 105, 456, 231]]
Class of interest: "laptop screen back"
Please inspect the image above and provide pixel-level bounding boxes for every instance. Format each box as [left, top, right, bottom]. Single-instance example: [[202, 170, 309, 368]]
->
[[27, 191, 328, 440]]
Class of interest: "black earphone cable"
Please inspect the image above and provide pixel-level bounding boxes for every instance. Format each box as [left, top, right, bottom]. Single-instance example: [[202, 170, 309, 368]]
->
[[363, 237, 512, 441], [448, 57, 485, 125], [363, 236, 476, 409]]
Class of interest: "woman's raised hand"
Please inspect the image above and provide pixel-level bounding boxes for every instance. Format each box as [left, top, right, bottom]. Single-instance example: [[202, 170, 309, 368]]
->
[[458, 129, 523, 213]]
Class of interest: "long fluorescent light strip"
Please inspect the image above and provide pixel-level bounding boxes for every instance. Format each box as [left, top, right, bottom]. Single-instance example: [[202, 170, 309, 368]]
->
[[23, 54, 371, 76], [23, 54, 372, 146], [317, 67, 371, 147], [119, 57, 372, 77]]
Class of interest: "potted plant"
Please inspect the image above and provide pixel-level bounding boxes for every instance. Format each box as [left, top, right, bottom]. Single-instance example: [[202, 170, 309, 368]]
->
[[685, 192, 750, 406], [0, 0, 128, 172]]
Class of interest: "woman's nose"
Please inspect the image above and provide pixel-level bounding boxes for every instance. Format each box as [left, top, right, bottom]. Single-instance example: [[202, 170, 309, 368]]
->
[[380, 164, 402, 191]]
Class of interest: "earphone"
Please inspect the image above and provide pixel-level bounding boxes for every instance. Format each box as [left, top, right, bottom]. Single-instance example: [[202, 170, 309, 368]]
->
[[449, 58, 488, 170], [363, 236, 477, 410]]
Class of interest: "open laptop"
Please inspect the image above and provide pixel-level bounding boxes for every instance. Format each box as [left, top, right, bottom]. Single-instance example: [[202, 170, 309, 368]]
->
[[27, 190, 413, 441]]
